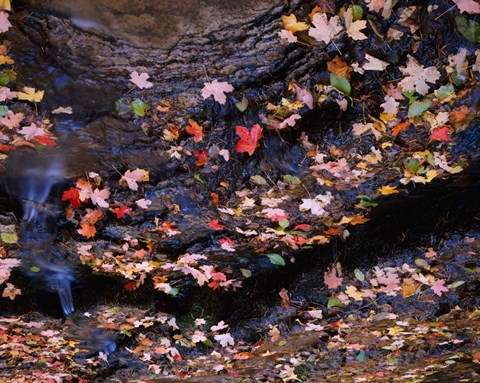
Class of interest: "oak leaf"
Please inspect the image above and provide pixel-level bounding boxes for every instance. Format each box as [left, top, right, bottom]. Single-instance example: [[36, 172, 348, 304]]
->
[[235, 124, 263, 156]]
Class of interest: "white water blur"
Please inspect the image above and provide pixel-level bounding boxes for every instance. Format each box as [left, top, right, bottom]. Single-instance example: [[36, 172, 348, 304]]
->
[[5, 149, 74, 316]]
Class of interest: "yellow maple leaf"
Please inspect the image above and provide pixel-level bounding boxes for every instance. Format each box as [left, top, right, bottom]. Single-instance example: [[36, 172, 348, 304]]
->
[[0, 55, 13, 65], [282, 14, 309, 33], [378, 185, 399, 195], [0, 0, 11, 12], [18, 87, 44, 103]]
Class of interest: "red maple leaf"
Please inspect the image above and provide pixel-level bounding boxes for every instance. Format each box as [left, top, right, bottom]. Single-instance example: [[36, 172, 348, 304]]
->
[[208, 220, 225, 230], [112, 205, 132, 219], [124, 281, 137, 291], [430, 126, 453, 142], [235, 124, 263, 156], [62, 187, 81, 208], [33, 135, 57, 147], [193, 149, 209, 166]]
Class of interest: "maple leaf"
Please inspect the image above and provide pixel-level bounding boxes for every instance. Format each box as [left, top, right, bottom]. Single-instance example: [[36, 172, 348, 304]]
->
[[352, 122, 382, 140], [120, 169, 149, 191], [193, 149, 209, 166], [130, 71, 153, 89], [278, 113, 301, 129], [214, 333, 235, 347], [365, 0, 385, 12], [380, 96, 399, 117], [0, 1, 11, 11], [52, 106, 73, 114], [2, 283, 21, 300], [454, 0, 480, 14], [282, 14, 309, 33], [0, 111, 24, 129], [62, 187, 81, 208], [299, 198, 326, 216], [363, 54, 389, 71], [208, 220, 225, 230], [430, 126, 453, 142], [201, 80, 234, 104], [378, 185, 399, 195], [344, 8, 367, 40], [425, 247, 437, 259], [112, 205, 132, 219], [278, 29, 298, 43], [136, 198, 152, 209], [345, 285, 364, 301], [185, 119, 204, 142], [308, 13, 343, 45], [0, 86, 17, 101], [324, 268, 343, 289], [211, 320, 229, 332], [78, 222, 96, 238], [90, 188, 110, 208], [219, 237, 235, 252], [262, 208, 289, 222], [235, 124, 263, 156], [18, 87, 44, 102], [18, 123, 46, 141], [0, 11, 11, 33], [399, 56, 441, 96], [431, 279, 449, 296]]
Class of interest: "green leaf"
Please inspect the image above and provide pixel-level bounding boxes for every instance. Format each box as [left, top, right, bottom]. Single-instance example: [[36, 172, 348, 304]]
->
[[30, 266, 41, 273], [0, 105, 8, 117], [357, 195, 378, 208], [169, 287, 179, 296], [451, 70, 465, 86], [1, 232, 18, 244], [131, 98, 147, 117], [194, 174, 206, 184], [240, 268, 252, 278], [235, 96, 249, 112], [402, 90, 417, 104], [265, 253, 286, 266], [456, 16, 480, 43], [330, 73, 351, 96], [278, 219, 290, 229], [435, 84, 455, 100], [408, 99, 431, 117], [0, 69, 16, 86], [114, 99, 132, 116], [250, 175, 267, 185], [356, 350, 367, 363], [283, 174, 301, 185], [327, 297, 342, 308], [354, 268, 365, 282], [351, 5, 363, 21]]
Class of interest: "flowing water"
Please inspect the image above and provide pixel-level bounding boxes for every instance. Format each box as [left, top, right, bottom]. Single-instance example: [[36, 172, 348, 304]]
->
[[5, 148, 74, 316]]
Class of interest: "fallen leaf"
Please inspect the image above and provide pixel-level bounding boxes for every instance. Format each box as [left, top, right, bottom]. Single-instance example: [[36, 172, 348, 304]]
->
[[324, 268, 343, 289], [62, 187, 81, 208], [185, 119, 204, 142], [399, 56, 441, 96], [52, 106, 73, 114], [344, 7, 367, 40], [130, 71, 153, 89], [136, 198, 152, 209], [278, 29, 298, 43], [281, 14, 309, 33], [18, 87, 44, 103], [308, 13, 343, 45], [430, 126, 453, 142], [378, 185, 399, 195], [193, 149, 209, 166], [208, 220, 225, 230], [201, 80, 234, 104], [77, 222, 96, 238], [235, 124, 263, 156], [431, 279, 449, 296], [454, 0, 480, 14], [2, 283, 21, 300], [0, 11, 11, 33]]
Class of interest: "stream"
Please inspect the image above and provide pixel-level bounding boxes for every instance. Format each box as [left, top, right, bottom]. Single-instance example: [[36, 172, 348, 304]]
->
[[1, 1, 480, 382]]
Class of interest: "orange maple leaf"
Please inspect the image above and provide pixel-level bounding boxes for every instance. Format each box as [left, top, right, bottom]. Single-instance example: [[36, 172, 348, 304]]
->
[[235, 124, 263, 156], [430, 126, 453, 142], [78, 222, 96, 238], [185, 119, 204, 142]]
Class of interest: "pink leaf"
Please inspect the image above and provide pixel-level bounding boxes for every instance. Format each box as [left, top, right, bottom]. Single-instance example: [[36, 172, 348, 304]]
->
[[454, 0, 480, 14], [130, 71, 153, 89], [201, 80, 234, 104], [0, 11, 12, 33], [324, 268, 343, 289], [136, 198, 152, 209], [431, 279, 449, 296]]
